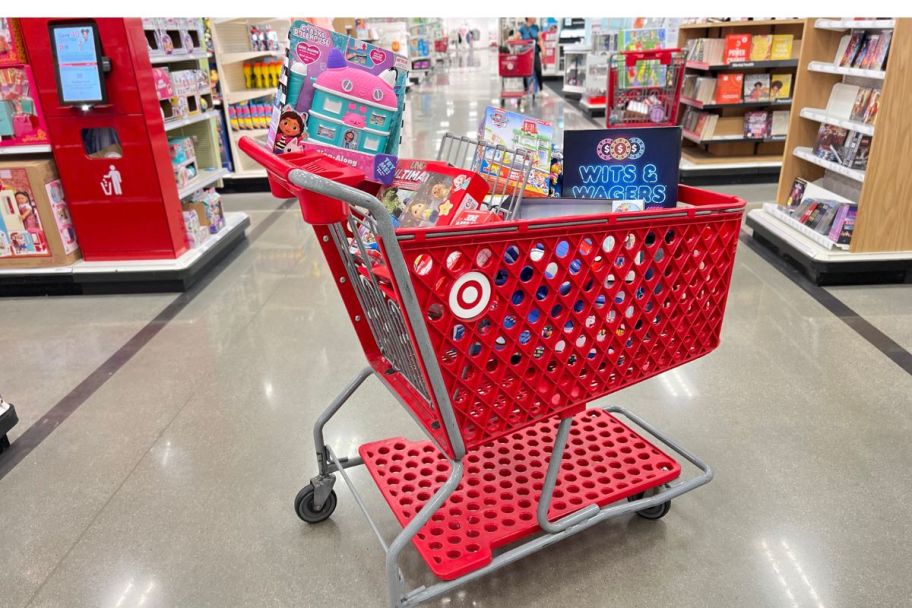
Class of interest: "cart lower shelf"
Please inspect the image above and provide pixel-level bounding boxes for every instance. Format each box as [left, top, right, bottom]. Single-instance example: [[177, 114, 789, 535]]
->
[[359, 408, 681, 580]]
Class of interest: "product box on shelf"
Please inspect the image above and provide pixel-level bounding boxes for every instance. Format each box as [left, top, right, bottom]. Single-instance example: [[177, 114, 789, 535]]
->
[[0, 18, 26, 67], [152, 68, 174, 101], [0, 159, 80, 267], [561, 126, 681, 209], [268, 20, 409, 171], [0, 65, 50, 148], [144, 18, 205, 57], [476, 106, 553, 197], [184, 188, 225, 234], [182, 210, 209, 248]]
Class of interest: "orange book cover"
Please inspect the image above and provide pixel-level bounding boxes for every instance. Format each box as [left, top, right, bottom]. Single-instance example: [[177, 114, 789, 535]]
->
[[715, 73, 744, 104], [724, 33, 752, 64]]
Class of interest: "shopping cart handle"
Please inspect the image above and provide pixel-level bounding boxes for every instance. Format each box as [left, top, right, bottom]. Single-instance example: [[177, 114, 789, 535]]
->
[[238, 136, 295, 182]]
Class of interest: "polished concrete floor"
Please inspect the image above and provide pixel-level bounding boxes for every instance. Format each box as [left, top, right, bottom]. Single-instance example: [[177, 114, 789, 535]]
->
[[2, 48, 912, 608]]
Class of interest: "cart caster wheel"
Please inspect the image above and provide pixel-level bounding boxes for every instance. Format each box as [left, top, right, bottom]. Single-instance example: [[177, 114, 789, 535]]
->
[[294, 484, 337, 524], [628, 492, 671, 520]]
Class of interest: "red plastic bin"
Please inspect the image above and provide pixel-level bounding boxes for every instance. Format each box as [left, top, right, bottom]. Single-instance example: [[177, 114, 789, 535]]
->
[[499, 46, 534, 78]]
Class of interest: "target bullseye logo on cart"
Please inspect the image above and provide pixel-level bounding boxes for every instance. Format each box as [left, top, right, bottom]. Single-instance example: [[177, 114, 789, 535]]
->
[[449, 272, 491, 320]]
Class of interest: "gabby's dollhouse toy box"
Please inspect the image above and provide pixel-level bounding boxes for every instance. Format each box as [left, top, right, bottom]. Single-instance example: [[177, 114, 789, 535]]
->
[[267, 21, 409, 183]]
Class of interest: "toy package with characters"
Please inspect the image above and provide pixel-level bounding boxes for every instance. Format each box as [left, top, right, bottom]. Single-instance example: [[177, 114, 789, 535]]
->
[[1, 66, 50, 148], [0, 159, 80, 267], [396, 163, 490, 229], [267, 21, 409, 178], [476, 106, 553, 197]]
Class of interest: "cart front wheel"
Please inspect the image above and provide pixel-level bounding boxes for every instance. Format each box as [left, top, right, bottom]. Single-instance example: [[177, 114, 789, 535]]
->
[[628, 491, 671, 520], [294, 484, 337, 524]]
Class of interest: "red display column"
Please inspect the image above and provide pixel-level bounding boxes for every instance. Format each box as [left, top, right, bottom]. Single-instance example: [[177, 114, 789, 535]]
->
[[20, 18, 187, 261]]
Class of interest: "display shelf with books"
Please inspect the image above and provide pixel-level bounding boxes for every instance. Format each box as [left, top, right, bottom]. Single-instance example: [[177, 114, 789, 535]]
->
[[749, 18, 912, 284], [806, 61, 886, 80], [210, 17, 289, 180], [677, 19, 806, 180], [814, 19, 895, 32]]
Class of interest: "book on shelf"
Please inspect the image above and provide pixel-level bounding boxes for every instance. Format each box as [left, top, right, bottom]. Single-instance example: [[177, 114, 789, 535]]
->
[[863, 89, 880, 124], [685, 37, 724, 65], [750, 35, 772, 61], [836, 31, 865, 67], [682, 74, 717, 104], [682, 107, 718, 140], [788, 198, 851, 238], [849, 87, 873, 122], [835, 30, 893, 70], [770, 110, 790, 137], [769, 34, 794, 60], [770, 73, 792, 100], [715, 73, 743, 104], [724, 33, 751, 64], [743, 111, 770, 139], [812, 123, 849, 163], [825, 83, 861, 119], [785, 177, 808, 206], [835, 207, 857, 245], [743, 73, 770, 102], [847, 133, 872, 170]]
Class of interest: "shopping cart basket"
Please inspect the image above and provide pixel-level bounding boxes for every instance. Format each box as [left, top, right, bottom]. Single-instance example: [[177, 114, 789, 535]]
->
[[606, 48, 686, 128], [498, 39, 535, 109], [239, 136, 744, 607]]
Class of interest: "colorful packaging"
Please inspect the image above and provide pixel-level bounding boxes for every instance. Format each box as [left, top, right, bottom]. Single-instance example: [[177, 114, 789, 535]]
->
[[300, 139, 396, 186], [0, 18, 26, 67], [0, 160, 80, 267], [476, 106, 553, 197], [0, 66, 50, 148], [268, 20, 409, 170], [397, 163, 489, 229]]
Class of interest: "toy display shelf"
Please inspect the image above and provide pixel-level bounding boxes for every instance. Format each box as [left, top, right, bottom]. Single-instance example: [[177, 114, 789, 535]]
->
[[149, 51, 211, 64], [798, 107, 875, 136], [0, 144, 52, 155], [164, 109, 221, 132], [0, 212, 251, 295], [210, 17, 290, 180], [677, 18, 807, 182], [177, 167, 230, 199], [768, 17, 912, 267]]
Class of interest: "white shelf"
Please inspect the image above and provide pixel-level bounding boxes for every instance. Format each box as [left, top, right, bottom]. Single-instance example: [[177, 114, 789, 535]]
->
[[680, 156, 782, 171], [163, 110, 220, 132], [225, 88, 276, 104], [563, 84, 584, 94], [748, 207, 912, 263], [149, 51, 210, 65], [807, 61, 886, 80], [177, 167, 229, 199], [0, 144, 52, 155], [580, 99, 606, 110], [762, 203, 849, 251], [815, 19, 895, 31], [799, 107, 875, 137], [793, 146, 866, 183], [225, 168, 267, 179], [220, 50, 286, 64]]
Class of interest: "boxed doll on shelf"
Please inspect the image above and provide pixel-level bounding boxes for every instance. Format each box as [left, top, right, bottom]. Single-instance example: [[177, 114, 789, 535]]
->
[[184, 188, 225, 235], [267, 20, 409, 183], [0, 160, 79, 267], [0, 66, 50, 148]]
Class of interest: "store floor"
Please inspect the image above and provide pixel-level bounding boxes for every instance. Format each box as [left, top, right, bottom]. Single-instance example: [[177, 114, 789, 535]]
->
[[2, 49, 912, 608]]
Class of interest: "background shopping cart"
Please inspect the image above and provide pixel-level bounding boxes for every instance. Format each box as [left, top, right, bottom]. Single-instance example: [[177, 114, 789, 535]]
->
[[240, 134, 744, 607], [606, 48, 687, 128], [498, 40, 535, 110]]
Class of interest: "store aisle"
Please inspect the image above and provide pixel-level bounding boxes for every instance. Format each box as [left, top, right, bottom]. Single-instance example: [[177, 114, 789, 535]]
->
[[1, 52, 912, 608]]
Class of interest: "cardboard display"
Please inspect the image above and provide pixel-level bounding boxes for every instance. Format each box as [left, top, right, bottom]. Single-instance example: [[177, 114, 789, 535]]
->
[[0, 159, 80, 267]]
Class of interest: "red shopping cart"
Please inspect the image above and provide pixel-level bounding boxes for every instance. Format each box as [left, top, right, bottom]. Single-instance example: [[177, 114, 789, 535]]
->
[[606, 48, 686, 128], [498, 39, 535, 110], [240, 135, 744, 606]]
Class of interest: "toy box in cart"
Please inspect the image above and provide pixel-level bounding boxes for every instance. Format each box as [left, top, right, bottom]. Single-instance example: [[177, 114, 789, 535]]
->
[[268, 21, 409, 159], [476, 106, 553, 196]]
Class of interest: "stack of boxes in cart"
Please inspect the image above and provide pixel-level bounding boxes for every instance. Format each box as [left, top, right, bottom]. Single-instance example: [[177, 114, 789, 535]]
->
[[0, 18, 80, 268]]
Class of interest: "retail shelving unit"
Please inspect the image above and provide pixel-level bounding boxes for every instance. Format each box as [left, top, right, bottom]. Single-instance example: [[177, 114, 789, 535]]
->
[[747, 18, 912, 283], [210, 17, 289, 179], [677, 19, 806, 183]]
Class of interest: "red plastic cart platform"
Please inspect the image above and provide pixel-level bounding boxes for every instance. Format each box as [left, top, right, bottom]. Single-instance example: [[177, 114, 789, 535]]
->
[[239, 135, 743, 608], [606, 48, 686, 128]]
